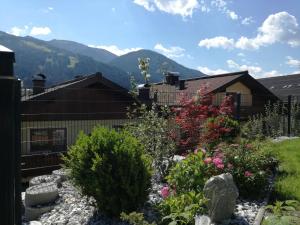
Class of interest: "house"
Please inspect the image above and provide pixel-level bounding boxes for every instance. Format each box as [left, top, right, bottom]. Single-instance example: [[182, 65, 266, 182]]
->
[[148, 71, 278, 120], [258, 73, 300, 99], [21, 72, 135, 177]]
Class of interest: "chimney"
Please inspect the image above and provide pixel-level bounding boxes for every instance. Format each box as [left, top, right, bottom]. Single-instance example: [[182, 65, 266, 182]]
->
[[179, 80, 185, 90], [32, 73, 46, 95], [165, 71, 179, 85], [0, 45, 15, 77]]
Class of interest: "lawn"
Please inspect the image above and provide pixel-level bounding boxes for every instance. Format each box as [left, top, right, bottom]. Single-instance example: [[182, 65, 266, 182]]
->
[[265, 138, 300, 201]]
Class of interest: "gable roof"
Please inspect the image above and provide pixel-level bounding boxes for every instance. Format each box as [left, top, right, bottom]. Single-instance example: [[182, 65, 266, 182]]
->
[[258, 73, 300, 98], [150, 71, 277, 105], [22, 72, 132, 101]]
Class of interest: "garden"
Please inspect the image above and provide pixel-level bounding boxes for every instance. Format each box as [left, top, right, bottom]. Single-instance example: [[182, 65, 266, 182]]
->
[[23, 58, 300, 225]]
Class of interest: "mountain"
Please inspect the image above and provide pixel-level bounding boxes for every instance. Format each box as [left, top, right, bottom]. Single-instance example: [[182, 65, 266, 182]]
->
[[48, 39, 117, 63], [0, 31, 130, 88], [109, 49, 205, 83]]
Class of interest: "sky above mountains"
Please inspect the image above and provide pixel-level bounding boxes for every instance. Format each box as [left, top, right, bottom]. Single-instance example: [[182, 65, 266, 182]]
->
[[1, 0, 300, 78]]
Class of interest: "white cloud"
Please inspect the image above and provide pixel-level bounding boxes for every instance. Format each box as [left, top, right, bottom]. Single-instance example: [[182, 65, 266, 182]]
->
[[133, 0, 199, 17], [237, 53, 245, 57], [227, 10, 238, 20], [48, 7, 54, 11], [88, 45, 142, 56], [199, 12, 300, 50], [198, 66, 228, 75], [133, 0, 155, 11], [292, 70, 300, 74], [154, 43, 185, 58], [198, 36, 235, 49], [226, 59, 282, 78], [8, 26, 29, 36], [286, 56, 300, 67], [241, 16, 254, 25], [29, 26, 51, 36]]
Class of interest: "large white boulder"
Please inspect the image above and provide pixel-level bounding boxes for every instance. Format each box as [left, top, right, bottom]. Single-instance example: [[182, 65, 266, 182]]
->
[[25, 205, 53, 221], [203, 173, 239, 223], [29, 175, 61, 187]]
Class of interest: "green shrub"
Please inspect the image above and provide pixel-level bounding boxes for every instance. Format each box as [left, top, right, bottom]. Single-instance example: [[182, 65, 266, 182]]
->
[[158, 191, 207, 225], [63, 126, 152, 217], [166, 151, 208, 194], [120, 212, 156, 225]]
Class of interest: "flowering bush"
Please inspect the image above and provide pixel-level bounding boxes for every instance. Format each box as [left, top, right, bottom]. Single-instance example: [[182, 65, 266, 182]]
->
[[203, 142, 275, 197], [138, 57, 151, 86], [174, 87, 236, 152]]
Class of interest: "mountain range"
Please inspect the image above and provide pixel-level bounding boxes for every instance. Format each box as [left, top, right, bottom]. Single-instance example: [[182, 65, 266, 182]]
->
[[0, 31, 205, 88]]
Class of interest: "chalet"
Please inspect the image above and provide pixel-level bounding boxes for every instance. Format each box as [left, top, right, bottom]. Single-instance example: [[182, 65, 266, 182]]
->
[[21, 72, 135, 176], [148, 71, 278, 120], [258, 73, 300, 99]]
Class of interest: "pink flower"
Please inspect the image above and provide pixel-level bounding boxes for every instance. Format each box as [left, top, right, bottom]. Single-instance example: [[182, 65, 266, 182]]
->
[[201, 148, 207, 155], [213, 157, 223, 166], [244, 171, 253, 177], [246, 144, 253, 149], [161, 186, 170, 198], [216, 163, 225, 169], [194, 148, 198, 154], [204, 157, 212, 164]]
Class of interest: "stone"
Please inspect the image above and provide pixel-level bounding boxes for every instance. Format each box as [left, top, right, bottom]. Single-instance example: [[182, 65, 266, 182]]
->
[[203, 173, 239, 223], [25, 182, 59, 207], [195, 215, 212, 225], [29, 175, 62, 187], [52, 169, 71, 182], [25, 205, 53, 221]]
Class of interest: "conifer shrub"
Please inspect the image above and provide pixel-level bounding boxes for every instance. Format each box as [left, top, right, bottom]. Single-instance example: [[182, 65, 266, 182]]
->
[[63, 126, 152, 217]]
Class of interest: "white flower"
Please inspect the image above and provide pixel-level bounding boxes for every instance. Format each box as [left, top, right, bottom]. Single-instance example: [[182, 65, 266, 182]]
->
[[146, 74, 151, 78]]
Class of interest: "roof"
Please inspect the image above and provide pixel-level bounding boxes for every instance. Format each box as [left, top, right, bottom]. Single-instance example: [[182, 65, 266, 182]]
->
[[22, 72, 131, 101], [151, 70, 277, 105], [258, 73, 300, 98]]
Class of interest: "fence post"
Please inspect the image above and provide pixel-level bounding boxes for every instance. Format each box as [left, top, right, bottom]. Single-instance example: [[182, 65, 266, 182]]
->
[[235, 93, 241, 121], [0, 45, 21, 225], [287, 95, 292, 137]]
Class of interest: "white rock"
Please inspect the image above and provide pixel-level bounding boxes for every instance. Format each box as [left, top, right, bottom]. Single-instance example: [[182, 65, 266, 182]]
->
[[204, 173, 239, 223]]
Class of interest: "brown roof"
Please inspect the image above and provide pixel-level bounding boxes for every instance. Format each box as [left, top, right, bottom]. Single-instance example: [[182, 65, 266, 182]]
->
[[150, 71, 247, 105]]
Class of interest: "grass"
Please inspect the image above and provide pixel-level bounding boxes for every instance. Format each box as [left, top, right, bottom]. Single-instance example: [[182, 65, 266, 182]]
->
[[264, 138, 300, 201]]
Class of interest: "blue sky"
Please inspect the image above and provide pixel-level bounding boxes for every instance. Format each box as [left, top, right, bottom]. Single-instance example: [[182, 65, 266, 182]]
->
[[1, 0, 300, 78]]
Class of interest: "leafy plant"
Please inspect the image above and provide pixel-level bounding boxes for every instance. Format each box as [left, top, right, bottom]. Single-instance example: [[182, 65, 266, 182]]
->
[[126, 103, 176, 180], [265, 200, 299, 216], [120, 212, 156, 225], [166, 151, 207, 194], [63, 127, 152, 217], [138, 57, 151, 85], [158, 191, 207, 225]]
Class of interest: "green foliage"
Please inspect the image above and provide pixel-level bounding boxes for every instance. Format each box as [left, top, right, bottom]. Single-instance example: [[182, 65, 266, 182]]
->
[[158, 191, 207, 225], [120, 212, 156, 225], [262, 215, 300, 225], [167, 152, 207, 194], [126, 103, 176, 179], [63, 127, 152, 217], [241, 101, 284, 140], [266, 200, 299, 216]]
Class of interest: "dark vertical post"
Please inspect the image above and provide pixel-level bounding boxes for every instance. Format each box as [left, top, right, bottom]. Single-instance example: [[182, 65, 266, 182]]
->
[[236, 93, 241, 121], [0, 45, 21, 225], [287, 95, 292, 137]]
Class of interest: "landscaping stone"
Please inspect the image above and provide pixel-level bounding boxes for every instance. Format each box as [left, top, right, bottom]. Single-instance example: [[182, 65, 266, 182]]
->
[[29, 175, 62, 187], [25, 205, 54, 221], [52, 169, 71, 182], [25, 182, 59, 207], [204, 173, 239, 223], [195, 215, 212, 225]]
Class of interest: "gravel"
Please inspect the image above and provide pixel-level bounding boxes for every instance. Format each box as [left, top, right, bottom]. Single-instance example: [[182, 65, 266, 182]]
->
[[22, 172, 273, 225]]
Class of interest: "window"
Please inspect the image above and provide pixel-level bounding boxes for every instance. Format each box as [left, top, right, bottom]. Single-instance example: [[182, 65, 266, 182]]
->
[[30, 128, 67, 153]]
